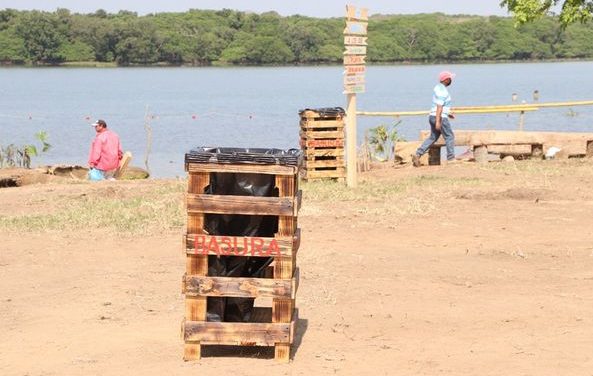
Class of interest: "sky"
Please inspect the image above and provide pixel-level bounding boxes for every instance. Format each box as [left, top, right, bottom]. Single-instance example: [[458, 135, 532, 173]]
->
[[0, 0, 511, 17]]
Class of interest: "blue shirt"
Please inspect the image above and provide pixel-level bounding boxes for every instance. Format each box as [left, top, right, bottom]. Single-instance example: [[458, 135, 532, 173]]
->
[[429, 83, 452, 118]]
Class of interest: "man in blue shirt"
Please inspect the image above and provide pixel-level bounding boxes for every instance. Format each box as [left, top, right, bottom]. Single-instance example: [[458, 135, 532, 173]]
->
[[413, 71, 456, 167]]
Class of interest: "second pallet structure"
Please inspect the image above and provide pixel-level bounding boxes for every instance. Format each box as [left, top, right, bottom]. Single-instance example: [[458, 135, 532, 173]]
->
[[299, 108, 346, 180]]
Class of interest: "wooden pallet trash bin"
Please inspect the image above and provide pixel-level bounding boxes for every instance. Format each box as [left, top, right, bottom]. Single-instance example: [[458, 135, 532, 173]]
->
[[299, 107, 346, 180], [182, 147, 303, 362]]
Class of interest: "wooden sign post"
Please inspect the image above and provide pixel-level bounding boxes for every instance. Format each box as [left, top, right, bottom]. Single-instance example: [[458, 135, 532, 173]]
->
[[344, 4, 368, 188]]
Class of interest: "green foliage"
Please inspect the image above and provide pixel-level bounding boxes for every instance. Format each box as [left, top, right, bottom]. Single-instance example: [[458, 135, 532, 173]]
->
[[501, 0, 593, 26], [1, 8, 593, 65], [0, 131, 51, 169], [368, 121, 405, 162]]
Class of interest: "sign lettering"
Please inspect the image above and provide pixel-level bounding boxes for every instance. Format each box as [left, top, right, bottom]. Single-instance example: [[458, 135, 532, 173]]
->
[[343, 74, 365, 85], [344, 36, 368, 46], [344, 46, 367, 56], [343, 21, 368, 35], [343, 55, 366, 65], [344, 65, 366, 75], [193, 235, 281, 257], [343, 84, 366, 94]]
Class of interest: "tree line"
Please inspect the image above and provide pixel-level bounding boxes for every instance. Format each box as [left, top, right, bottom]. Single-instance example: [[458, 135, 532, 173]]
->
[[1, 8, 593, 66]]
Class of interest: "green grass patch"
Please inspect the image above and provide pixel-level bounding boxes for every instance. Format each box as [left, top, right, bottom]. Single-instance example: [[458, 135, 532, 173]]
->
[[0, 182, 186, 234], [303, 175, 482, 201]]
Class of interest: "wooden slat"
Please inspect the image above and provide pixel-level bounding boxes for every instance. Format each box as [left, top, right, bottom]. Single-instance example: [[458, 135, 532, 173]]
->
[[304, 169, 346, 179], [184, 172, 210, 361], [184, 321, 290, 346], [186, 163, 297, 176], [300, 119, 345, 129], [300, 130, 345, 139], [187, 193, 299, 216], [184, 270, 299, 299], [304, 148, 345, 158], [301, 139, 345, 148], [186, 231, 300, 258], [487, 144, 533, 155]]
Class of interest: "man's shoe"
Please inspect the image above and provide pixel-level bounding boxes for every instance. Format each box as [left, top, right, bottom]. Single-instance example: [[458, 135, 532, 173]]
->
[[412, 154, 421, 167], [446, 159, 460, 165]]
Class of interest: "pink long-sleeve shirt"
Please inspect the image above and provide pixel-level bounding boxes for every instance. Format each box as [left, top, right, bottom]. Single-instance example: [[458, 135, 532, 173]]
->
[[88, 129, 122, 171]]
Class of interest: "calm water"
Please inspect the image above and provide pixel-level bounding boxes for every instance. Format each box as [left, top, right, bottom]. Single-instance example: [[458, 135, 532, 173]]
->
[[1, 62, 592, 177]]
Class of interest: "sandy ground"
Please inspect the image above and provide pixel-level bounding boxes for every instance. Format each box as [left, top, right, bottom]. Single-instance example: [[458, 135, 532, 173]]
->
[[1, 159, 593, 375]]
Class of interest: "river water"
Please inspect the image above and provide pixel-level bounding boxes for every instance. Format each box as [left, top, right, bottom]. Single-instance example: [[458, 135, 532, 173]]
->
[[1, 61, 592, 177]]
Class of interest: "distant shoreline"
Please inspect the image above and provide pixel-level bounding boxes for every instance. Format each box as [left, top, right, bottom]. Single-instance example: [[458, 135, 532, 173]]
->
[[2, 58, 593, 68]]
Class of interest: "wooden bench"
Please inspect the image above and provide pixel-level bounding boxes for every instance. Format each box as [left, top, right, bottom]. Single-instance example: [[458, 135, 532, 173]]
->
[[419, 130, 593, 164]]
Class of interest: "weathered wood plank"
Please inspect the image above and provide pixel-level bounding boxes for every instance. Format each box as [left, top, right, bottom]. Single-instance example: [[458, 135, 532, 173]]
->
[[186, 163, 297, 176], [187, 193, 298, 216], [185, 172, 210, 361], [299, 130, 345, 140], [428, 147, 441, 166], [273, 174, 297, 362], [300, 119, 345, 129], [184, 271, 299, 299], [183, 321, 291, 346], [303, 169, 346, 179], [186, 232, 299, 258], [301, 139, 345, 148], [419, 130, 593, 156], [487, 144, 533, 155], [304, 148, 345, 158]]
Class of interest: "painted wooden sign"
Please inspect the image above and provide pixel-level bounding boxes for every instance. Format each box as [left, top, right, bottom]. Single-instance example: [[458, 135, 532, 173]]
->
[[344, 65, 366, 75], [344, 46, 367, 56], [302, 139, 345, 148], [343, 21, 368, 35], [192, 235, 282, 257], [344, 36, 368, 46], [343, 74, 365, 85], [346, 5, 369, 21], [343, 55, 366, 65], [343, 84, 365, 94]]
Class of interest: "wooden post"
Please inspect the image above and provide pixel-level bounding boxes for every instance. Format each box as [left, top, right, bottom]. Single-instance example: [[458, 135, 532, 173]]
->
[[273, 174, 297, 362], [518, 110, 525, 131], [346, 93, 357, 187], [474, 145, 488, 163], [428, 147, 441, 165], [184, 172, 210, 361], [343, 4, 367, 188]]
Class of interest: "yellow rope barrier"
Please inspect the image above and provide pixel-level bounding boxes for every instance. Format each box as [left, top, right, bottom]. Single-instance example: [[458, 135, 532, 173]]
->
[[357, 100, 593, 117], [357, 107, 538, 117]]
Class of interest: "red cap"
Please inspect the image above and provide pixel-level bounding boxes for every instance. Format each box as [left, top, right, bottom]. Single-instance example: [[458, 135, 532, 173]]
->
[[439, 71, 456, 82]]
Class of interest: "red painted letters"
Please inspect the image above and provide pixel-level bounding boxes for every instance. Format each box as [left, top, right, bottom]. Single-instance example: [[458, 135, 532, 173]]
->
[[193, 235, 282, 256]]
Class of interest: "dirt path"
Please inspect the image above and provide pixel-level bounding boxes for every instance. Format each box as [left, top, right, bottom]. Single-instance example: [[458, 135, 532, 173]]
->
[[1, 160, 593, 375]]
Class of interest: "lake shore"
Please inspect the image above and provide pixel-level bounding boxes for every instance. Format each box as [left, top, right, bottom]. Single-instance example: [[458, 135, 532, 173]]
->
[[3, 57, 593, 68], [2, 158, 593, 375]]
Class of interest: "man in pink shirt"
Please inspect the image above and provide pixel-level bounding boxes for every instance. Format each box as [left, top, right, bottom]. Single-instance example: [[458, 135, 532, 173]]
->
[[88, 119, 123, 180]]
